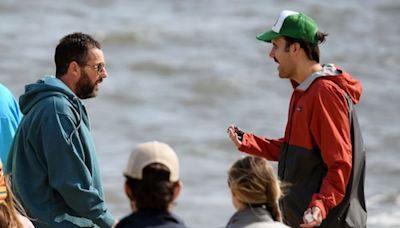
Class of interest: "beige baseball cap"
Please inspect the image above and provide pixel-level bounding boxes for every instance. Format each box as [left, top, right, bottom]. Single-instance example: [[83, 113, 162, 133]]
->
[[124, 141, 180, 182]]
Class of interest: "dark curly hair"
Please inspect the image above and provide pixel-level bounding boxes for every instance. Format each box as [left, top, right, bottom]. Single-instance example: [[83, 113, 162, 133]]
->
[[54, 32, 101, 77]]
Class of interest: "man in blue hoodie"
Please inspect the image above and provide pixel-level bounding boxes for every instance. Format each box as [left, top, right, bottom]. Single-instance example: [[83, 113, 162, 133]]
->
[[5, 32, 115, 227]]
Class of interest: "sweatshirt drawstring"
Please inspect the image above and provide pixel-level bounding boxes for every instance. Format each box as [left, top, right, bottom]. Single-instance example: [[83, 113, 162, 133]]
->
[[67, 96, 83, 144]]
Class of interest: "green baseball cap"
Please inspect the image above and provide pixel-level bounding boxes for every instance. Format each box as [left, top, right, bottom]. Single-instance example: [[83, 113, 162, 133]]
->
[[257, 10, 319, 44]]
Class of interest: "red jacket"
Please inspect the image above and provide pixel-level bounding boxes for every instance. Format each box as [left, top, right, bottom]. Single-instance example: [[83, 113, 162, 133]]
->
[[239, 64, 363, 226]]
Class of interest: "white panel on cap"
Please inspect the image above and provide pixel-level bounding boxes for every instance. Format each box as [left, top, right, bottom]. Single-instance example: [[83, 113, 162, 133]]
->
[[272, 10, 299, 33]]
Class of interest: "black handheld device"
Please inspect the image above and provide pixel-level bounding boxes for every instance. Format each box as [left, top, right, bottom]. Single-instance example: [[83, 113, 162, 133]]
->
[[233, 126, 244, 141]]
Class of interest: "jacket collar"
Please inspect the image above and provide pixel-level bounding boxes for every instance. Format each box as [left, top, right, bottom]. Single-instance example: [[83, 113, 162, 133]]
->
[[297, 64, 341, 91]]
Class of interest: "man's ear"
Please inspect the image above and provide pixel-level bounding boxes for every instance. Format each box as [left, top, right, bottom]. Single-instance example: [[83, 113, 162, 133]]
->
[[172, 181, 183, 201], [67, 61, 81, 78], [59, 61, 81, 92], [291, 42, 301, 53]]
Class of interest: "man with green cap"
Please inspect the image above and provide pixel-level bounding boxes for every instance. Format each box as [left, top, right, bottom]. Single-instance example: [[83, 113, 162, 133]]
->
[[228, 10, 366, 228]]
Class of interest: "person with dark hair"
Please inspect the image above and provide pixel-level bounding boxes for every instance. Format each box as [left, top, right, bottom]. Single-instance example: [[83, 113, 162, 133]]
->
[[116, 141, 186, 228], [0, 83, 22, 164], [226, 156, 289, 228], [5, 32, 115, 227], [228, 10, 366, 228]]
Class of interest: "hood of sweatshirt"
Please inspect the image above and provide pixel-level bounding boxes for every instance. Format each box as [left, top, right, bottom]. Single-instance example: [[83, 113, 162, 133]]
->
[[19, 76, 88, 135], [295, 64, 362, 104], [19, 76, 81, 115]]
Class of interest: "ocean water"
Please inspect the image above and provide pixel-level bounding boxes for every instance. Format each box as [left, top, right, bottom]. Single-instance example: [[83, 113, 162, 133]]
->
[[1, 0, 399, 227]]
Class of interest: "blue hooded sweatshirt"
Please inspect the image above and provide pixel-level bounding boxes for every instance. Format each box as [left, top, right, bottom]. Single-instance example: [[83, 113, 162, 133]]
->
[[0, 83, 22, 164], [5, 76, 114, 228]]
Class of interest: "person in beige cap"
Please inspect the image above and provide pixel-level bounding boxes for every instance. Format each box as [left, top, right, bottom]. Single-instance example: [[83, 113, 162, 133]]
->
[[116, 141, 186, 228]]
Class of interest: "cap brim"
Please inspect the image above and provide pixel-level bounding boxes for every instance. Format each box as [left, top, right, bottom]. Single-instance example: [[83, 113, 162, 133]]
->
[[256, 30, 281, 42]]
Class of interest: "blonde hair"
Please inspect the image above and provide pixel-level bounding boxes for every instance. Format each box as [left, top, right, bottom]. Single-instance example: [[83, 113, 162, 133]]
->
[[0, 161, 28, 228], [228, 156, 283, 222]]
